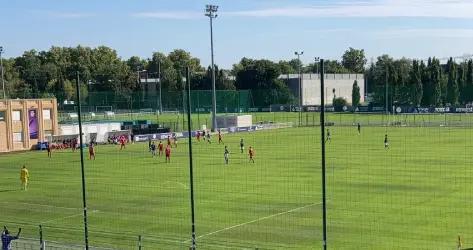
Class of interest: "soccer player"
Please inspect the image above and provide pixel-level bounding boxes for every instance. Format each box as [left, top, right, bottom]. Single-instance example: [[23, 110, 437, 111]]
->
[[2, 226, 21, 250], [202, 130, 206, 142], [357, 123, 361, 135], [47, 142, 52, 158], [206, 131, 211, 144], [248, 146, 255, 163], [218, 130, 223, 144], [158, 141, 164, 157], [326, 129, 331, 143], [224, 146, 229, 165], [89, 143, 96, 160], [167, 135, 172, 147], [384, 134, 389, 149], [196, 131, 201, 142], [20, 165, 29, 191], [240, 138, 244, 153], [173, 134, 178, 148], [119, 136, 126, 150], [148, 137, 152, 152], [150, 142, 157, 158], [165, 145, 171, 163]]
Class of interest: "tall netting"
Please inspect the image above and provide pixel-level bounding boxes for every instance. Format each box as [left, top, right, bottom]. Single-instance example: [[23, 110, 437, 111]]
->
[[4, 86, 473, 249], [325, 113, 473, 249]]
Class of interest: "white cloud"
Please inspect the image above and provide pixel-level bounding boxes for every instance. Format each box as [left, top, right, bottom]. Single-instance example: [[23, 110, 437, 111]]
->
[[132, 11, 203, 20], [377, 28, 473, 39], [225, 0, 473, 19]]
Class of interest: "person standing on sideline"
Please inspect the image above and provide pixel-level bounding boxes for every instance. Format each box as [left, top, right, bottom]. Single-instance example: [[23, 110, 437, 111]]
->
[[47, 142, 52, 158], [89, 143, 96, 160], [240, 138, 245, 153], [20, 166, 29, 191], [357, 123, 361, 135], [2, 226, 21, 250]]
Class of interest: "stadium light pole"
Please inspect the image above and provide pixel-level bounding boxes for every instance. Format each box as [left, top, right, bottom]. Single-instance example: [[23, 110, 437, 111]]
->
[[0, 46, 5, 99], [295, 51, 304, 126], [317, 57, 327, 250], [76, 72, 90, 250], [205, 4, 218, 132]]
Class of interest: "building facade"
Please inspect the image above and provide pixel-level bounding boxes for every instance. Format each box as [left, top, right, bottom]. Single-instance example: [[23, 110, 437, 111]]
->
[[280, 73, 365, 105], [0, 98, 58, 152]]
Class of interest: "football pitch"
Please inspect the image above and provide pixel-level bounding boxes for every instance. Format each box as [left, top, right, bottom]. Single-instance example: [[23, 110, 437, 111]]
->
[[2, 123, 473, 249]]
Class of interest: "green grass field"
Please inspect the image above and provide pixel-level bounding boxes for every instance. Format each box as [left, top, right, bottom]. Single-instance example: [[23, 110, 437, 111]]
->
[[2, 122, 473, 249]]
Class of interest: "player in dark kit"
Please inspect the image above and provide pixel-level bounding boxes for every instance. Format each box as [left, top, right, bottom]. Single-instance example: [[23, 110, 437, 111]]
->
[[47, 142, 52, 158], [240, 138, 244, 153], [150, 142, 157, 158], [325, 129, 331, 143], [384, 134, 389, 149], [224, 146, 229, 165], [357, 123, 361, 135]]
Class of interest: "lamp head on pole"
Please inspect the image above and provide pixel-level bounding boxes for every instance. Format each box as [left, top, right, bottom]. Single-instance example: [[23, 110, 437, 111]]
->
[[0, 46, 3, 53], [205, 4, 218, 18]]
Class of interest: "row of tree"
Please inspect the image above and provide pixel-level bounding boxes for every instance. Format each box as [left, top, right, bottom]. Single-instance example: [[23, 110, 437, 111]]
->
[[366, 55, 473, 107], [2, 45, 472, 107]]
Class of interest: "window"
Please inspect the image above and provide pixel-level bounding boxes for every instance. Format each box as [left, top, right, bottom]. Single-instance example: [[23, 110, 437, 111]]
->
[[0, 111, 5, 122], [13, 132, 23, 142], [12, 110, 21, 121], [43, 109, 51, 120]]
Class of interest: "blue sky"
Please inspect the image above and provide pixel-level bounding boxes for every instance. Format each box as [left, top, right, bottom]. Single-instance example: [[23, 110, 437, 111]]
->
[[1, 0, 473, 68]]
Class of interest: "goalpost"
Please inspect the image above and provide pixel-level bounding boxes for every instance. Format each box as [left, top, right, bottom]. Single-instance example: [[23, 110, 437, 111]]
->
[[95, 106, 113, 113]]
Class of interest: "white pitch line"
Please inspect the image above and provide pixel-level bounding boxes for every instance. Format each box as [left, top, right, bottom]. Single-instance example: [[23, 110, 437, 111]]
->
[[162, 181, 188, 189], [0, 201, 81, 211], [41, 210, 99, 224], [190, 202, 321, 242]]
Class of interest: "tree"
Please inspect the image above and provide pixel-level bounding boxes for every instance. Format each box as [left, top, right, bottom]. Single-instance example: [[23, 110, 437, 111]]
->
[[342, 47, 367, 73], [409, 60, 423, 106], [446, 58, 459, 105], [351, 80, 361, 107], [333, 97, 347, 112], [466, 60, 473, 103]]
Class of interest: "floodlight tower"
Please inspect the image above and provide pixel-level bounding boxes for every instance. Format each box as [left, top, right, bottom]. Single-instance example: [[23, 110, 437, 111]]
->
[[294, 51, 304, 126], [205, 4, 218, 132]]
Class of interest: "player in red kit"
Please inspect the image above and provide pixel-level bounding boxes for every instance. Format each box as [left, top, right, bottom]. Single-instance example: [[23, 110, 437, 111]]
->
[[165, 145, 171, 163], [89, 143, 96, 160], [196, 131, 201, 142], [167, 135, 172, 147], [158, 141, 164, 157], [119, 136, 126, 150]]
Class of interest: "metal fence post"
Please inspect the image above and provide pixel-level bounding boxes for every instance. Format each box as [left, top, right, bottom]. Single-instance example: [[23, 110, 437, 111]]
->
[[138, 235, 142, 250], [186, 67, 197, 249], [39, 224, 44, 250]]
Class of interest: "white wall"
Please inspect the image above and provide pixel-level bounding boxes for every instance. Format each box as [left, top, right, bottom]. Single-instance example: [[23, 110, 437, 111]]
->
[[280, 74, 364, 106], [59, 122, 122, 143]]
